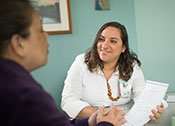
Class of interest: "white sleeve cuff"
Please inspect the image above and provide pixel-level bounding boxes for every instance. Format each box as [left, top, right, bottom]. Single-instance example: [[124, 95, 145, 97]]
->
[[62, 101, 90, 118]]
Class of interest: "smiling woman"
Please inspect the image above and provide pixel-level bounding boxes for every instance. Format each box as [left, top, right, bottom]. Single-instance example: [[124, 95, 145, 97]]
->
[[61, 21, 144, 118], [61, 21, 167, 122]]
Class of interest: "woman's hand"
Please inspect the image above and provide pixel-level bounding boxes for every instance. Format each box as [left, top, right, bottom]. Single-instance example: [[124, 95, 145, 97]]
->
[[149, 103, 164, 121], [88, 110, 98, 126], [96, 105, 126, 126]]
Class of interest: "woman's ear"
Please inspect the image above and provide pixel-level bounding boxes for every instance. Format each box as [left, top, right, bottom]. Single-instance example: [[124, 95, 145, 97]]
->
[[122, 45, 126, 53], [10, 34, 25, 57]]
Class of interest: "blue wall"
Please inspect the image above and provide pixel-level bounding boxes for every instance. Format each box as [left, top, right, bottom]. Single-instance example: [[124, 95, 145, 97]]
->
[[32, 0, 175, 108], [134, 0, 175, 92]]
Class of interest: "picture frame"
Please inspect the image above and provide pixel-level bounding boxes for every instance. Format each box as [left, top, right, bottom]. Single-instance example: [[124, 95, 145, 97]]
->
[[95, 0, 110, 10], [31, 0, 72, 34]]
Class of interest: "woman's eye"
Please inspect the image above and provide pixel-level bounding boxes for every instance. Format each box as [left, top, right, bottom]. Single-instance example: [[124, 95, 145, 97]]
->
[[111, 40, 117, 43], [99, 37, 104, 41]]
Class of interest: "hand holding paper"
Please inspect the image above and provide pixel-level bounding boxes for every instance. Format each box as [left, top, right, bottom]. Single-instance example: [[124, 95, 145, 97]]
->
[[122, 80, 169, 126]]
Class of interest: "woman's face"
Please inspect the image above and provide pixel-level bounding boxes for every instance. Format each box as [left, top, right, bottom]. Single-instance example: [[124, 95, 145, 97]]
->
[[97, 26, 125, 64], [22, 11, 49, 71]]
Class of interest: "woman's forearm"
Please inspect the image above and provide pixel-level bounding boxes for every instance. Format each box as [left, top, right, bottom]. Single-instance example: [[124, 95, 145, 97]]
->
[[77, 106, 97, 118]]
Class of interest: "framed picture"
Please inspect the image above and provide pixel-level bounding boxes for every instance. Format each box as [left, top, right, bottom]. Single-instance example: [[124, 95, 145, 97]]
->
[[31, 0, 72, 34], [95, 0, 110, 10]]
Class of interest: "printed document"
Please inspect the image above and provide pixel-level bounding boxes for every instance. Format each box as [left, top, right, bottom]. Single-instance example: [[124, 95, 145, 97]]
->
[[122, 80, 169, 126]]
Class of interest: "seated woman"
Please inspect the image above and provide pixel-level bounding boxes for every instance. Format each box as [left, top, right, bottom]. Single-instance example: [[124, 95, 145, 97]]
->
[[61, 21, 166, 121]]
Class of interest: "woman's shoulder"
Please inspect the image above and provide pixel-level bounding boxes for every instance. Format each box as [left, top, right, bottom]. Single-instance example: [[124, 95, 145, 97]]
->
[[70, 53, 88, 72], [74, 53, 85, 62], [72, 53, 86, 66], [75, 53, 85, 59], [133, 62, 142, 71], [132, 62, 144, 77]]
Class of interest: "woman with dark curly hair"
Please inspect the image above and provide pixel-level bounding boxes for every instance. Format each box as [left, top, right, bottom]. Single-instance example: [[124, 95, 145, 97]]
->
[[61, 21, 165, 120]]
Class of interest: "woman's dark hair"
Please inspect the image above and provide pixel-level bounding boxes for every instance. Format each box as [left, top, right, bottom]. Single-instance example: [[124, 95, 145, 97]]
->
[[85, 21, 141, 81], [0, 0, 35, 55]]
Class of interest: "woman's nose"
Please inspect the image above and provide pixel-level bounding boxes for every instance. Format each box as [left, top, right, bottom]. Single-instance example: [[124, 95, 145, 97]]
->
[[102, 40, 109, 48]]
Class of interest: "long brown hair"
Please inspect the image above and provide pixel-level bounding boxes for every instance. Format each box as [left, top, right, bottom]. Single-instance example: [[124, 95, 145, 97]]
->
[[85, 21, 141, 81]]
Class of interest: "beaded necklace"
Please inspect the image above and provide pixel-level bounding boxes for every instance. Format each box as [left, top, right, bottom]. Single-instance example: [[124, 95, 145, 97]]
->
[[106, 80, 120, 101]]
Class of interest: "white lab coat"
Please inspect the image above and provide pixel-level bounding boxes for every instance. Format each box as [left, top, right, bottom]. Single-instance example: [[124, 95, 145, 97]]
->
[[61, 53, 146, 118]]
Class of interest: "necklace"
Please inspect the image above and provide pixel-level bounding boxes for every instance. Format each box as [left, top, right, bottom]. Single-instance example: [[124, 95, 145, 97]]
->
[[106, 80, 120, 101]]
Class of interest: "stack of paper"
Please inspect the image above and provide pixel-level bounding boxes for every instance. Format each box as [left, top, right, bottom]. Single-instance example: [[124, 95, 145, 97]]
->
[[122, 80, 169, 126]]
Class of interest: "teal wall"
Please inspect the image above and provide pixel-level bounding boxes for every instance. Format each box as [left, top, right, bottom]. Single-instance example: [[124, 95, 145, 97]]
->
[[32, 0, 175, 108], [134, 0, 175, 92]]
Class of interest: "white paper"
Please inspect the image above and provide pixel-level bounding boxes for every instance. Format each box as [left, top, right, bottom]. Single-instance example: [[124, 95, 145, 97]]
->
[[122, 80, 169, 126]]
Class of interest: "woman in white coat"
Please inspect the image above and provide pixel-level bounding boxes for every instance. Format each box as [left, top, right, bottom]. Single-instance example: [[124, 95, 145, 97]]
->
[[61, 21, 165, 121]]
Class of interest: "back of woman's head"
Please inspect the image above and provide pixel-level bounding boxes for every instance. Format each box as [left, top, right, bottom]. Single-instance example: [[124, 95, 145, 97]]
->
[[0, 0, 34, 55]]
